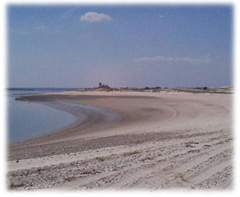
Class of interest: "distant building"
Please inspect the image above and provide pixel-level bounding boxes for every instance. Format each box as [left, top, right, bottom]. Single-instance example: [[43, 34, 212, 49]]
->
[[98, 82, 110, 89]]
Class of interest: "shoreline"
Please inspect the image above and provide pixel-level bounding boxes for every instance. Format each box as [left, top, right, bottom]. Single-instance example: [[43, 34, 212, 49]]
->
[[9, 101, 79, 144], [8, 99, 124, 160], [8, 90, 233, 190], [11, 101, 121, 143]]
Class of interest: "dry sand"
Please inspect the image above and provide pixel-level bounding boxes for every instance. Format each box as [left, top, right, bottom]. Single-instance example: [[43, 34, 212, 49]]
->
[[7, 91, 233, 190]]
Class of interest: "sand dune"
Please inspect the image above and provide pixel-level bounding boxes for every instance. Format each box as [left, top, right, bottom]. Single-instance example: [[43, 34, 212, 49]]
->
[[7, 91, 232, 190]]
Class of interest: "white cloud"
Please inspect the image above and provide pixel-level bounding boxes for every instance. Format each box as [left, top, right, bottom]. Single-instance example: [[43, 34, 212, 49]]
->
[[80, 12, 112, 22], [134, 56, 212, 64], [158, 14, 164, 18]]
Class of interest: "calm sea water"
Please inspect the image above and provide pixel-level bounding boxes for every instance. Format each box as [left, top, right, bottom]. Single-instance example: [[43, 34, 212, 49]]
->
[[7, 89, 77, 142]]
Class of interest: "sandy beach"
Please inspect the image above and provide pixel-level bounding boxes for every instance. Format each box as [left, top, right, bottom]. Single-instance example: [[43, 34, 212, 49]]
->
[[7, 90, 233, 190]]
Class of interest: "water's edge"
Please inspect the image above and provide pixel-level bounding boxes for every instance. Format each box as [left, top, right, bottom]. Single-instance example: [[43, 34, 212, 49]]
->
[[9, 98, 121, 143]]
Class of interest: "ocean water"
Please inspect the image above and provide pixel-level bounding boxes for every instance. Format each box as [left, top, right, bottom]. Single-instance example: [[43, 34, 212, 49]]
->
[[7, 89, 77, 142]]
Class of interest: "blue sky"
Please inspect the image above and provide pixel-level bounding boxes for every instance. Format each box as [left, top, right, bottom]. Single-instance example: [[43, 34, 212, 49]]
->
[[8, 5, 232, 88]]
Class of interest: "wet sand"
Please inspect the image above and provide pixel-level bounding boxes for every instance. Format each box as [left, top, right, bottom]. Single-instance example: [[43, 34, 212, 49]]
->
[[8, 91, 232, 190]]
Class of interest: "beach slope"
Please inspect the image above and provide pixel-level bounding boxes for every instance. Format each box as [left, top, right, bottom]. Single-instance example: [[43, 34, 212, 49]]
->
[[8, 91, 232, 190]]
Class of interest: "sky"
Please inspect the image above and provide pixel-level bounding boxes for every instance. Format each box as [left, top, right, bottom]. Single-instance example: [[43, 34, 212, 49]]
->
[[8, 5, 232, 88]]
